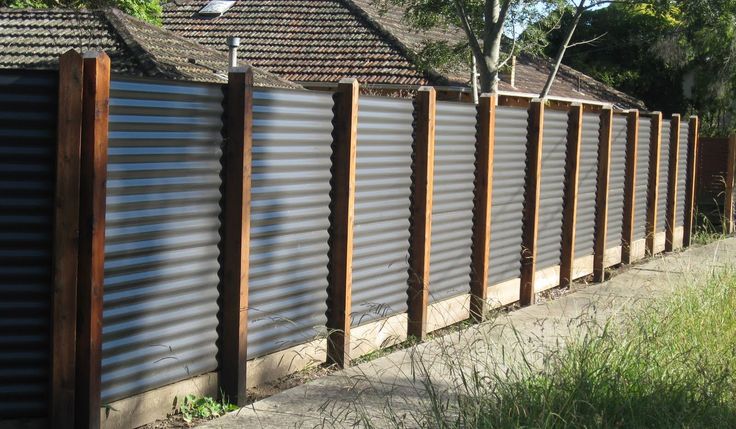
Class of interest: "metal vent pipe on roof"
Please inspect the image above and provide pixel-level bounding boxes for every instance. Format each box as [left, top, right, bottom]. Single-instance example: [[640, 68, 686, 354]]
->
[[227, 36, 240, 68]]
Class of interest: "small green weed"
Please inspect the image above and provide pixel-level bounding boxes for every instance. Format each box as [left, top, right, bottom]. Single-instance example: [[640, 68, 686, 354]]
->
[[178, 394, 238, 423]]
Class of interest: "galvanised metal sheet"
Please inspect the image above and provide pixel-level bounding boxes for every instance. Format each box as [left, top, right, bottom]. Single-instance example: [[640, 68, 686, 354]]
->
[[102, 77, 223, 402], [0, 70, 56, 419], [677, 122, 690, 227], [536, 109, 568, 269], [352, 96, 413, 325], [247, 89, 332, 358], [575, 113, 601, 257], [429, 101, 476, 303], [488, 106, 527, 286], [634, 118, 652, 239], [606, 115, 628, 248], [657, 121, 671, 233]]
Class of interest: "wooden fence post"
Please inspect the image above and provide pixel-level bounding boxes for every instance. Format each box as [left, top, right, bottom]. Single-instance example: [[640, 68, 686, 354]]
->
[[683, 116, 699, 247], [560, 104, 583, 286], [469, 94, 496, 321], [665, 114, 681, 251], [645, 112, 662, 255], [621, 110, 640, 264], [327, 79, 359, 368], [50, 49, 84, 429], [221, 67, 254, 405], [725, 133, 736, 234], [519, 100, 544, 306], [407, 87, 435, 339], [75, 51, 110, 429], [593, 107, 614, 282]]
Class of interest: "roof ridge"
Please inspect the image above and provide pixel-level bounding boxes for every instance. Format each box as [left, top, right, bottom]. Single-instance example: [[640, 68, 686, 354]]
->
[[338, 0, 450, 86], [102, 8, 183, 79]]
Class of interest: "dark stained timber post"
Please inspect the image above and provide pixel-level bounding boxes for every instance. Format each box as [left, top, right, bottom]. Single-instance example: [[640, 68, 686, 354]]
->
[[407, 87, 436, 339], [519, 100, 544, 306], [725, 133, 736, 234], [221, 67, 254, 405], [560, 103, 583, 286], [665, 114, 681, 252], [327, 79, 359, 368], [469, 94, 496, 322], [683, 116, 699, 247], [645, 112, 662, 256], [593, 107, 613, 282], [51, 49, 84, 429], [621, 110, 640, 264], [75, 51, 109, 429]]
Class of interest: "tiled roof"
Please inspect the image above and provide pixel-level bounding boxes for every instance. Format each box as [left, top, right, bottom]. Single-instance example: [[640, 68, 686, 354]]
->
[[498, 55, 646, 109], [162, 0, 431, 85], [162, 0, 645, 108], [0, 8, 299, 88]]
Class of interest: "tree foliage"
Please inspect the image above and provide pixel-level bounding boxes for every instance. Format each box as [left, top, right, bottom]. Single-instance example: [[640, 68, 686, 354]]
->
[[545, 1, 736, 135], [1, 0, 162, 24]]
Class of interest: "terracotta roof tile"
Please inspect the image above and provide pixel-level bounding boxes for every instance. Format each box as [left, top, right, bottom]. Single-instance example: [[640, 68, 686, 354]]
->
[[0, 8, 299, 88]]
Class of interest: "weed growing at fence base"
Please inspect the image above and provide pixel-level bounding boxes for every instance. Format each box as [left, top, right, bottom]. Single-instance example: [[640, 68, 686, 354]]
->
[[354, 267, 736, 429]]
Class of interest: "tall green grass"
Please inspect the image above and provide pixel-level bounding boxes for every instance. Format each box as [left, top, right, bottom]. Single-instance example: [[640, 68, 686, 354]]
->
[[386, 267, 736, 428]]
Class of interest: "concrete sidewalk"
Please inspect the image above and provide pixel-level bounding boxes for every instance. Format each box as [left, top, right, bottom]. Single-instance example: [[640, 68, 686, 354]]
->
[[198, 238, 736, 428]]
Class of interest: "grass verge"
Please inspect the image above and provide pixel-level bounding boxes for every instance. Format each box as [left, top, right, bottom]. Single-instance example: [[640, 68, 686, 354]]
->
[[365, 266, 736, 429]]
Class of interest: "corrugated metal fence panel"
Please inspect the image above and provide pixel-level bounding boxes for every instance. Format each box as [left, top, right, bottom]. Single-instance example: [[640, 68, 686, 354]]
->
[[102, 77, 223, 402], [575, 113, 601, 257], [657, 121, 671, 233], [0, 70, 56, 418], [634, 118, 652, 239], [536, 109, 568, 269], [677, 122, 690, 227], [607, 115, 628, 248], [247, 89, 332, 358], [352, 96, 413, 325], [488, 106, 527, 286], [429, 101, 476, 303]]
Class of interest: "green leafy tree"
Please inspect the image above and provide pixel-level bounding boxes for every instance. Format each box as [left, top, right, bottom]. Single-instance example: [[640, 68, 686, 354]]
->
[[2, 0, 162, 24], [545, 1, 736, 135], [377, 0, 642, 94]]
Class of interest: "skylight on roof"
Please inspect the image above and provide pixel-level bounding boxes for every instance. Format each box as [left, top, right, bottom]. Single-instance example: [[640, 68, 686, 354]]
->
[[198, 0, 235, 16]]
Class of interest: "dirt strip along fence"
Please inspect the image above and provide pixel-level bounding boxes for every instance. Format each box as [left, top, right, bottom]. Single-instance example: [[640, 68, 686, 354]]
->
[[0, 51, 700, 429]]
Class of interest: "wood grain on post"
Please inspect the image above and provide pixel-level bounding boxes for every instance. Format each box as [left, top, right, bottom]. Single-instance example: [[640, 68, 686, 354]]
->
[[407, 87, 435, 339], [50, 49, 84, 429], [327, 79, 359, 367], [645, 112, 662, 255], [621, 110, 640, 263], [519, 100, 544, 306], [559, 104, 583, 286], [221, 67, 254, 405], [665, 115, 681, 251], [593, 107, 613, 282], [683, 116, 699, 247], [75, 51, 109, 429], [469, 94, 496, 321], [725, 133, 736, 234]]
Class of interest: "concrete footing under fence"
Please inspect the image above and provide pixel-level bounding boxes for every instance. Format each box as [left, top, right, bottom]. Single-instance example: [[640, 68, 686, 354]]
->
[[100, 373, 218, 429]]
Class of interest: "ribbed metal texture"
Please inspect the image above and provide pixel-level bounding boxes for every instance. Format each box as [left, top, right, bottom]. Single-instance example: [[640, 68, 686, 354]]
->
[[575, 113, 601, 257], [536, 109, 568, 269], [352, 96, 412, 325], [247, 89, 332, 358], [677, 122, 690, 227], [657, 121, 671, 233], [0, 70, 56, 418], [606, 115, 628, 248], [634, 118, 652, 239], [429, 101, 475, 303], [488, 106, 527, 286], [102, 77, 223, 402]]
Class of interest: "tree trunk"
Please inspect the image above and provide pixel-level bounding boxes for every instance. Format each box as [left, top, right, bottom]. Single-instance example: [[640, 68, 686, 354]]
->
[[539, 2, 586, 99]]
